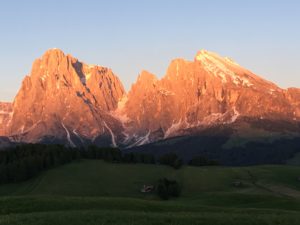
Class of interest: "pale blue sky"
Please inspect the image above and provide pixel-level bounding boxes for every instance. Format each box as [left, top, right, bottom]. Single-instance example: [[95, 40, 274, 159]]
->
[[0, 0, 300, 102]]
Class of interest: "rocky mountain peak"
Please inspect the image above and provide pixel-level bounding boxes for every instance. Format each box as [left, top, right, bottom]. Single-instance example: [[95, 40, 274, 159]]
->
[[118, 50, 300, 145], [43, 48, 66, 57], [128, 70, 158, 96], [195, 49, 239, 66], [2, 49, 300, 149], [7, 49, 125, 146], [137, 70, 157, 84]]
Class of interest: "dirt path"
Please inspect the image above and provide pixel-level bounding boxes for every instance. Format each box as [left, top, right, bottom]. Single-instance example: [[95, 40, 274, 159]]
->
[[246, 170, 300, 199]]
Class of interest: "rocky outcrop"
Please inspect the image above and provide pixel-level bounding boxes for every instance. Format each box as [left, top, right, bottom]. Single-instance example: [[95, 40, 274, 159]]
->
[[286, 88, 300, 118], [117, 50, 300, 145], [7, 49, 125, 146], [2, 49, 300, 148], [0, 102, 13, 136]]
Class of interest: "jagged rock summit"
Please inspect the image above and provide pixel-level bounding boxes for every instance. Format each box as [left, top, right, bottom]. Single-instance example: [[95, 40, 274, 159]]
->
[[118, 50, 300, 145], [1, 49, 300, 149], [4, 48, 125, 146]]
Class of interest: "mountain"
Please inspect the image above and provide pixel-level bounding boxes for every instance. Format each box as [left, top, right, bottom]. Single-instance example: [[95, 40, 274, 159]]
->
[[6, 49, 125, 146], [1, 49, 300, 164], [0, 102, 13, 136], [0, 102, 13, 149], [118, 50, 300, 146]]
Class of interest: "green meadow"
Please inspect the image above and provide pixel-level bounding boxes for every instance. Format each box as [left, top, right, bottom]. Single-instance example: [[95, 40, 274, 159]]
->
[[0, 160, 300, 225]]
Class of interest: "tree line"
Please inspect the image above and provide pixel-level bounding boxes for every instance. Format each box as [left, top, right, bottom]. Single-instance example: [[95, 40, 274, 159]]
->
[[0, 144, 219, 185], [0, 144, 156, 184], [0, 144, 77, 184], [158, 153, 219, 169]]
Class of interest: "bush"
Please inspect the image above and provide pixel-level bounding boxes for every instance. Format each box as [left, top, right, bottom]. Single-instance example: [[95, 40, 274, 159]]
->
[[157, 179, 169, 200], [156, 178, 181, 200]]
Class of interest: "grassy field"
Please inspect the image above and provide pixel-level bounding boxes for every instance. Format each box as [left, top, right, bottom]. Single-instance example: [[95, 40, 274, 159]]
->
[[0, 160, 300, 225]]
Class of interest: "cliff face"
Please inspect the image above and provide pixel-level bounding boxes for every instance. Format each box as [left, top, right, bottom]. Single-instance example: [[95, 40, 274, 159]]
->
[[118, 50, 300, 145], [286, 88, 300, 117], [8, 49, 125, 146], [1, 49, 300, 148], [0, 102, 13, 136]]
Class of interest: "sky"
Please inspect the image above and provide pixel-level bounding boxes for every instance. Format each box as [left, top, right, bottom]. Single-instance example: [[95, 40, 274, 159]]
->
[[0, 0, 300, 102]]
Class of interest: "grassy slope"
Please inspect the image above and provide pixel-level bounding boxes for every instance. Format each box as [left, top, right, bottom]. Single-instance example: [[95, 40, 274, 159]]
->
[[0, 160, 300, 225]]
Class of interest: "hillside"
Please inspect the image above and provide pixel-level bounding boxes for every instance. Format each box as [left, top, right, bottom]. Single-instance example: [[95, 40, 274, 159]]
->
[[1, 160, 300, 198], [0, 160, 300, 225]]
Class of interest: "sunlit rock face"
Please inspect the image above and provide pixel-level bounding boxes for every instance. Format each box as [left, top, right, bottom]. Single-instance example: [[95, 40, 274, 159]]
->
[[2, 49, 300, 147], [286, 88, 300, 118], [8, 49, 125, 146], [0, 102, 13, 136], [117, 50, 300, 145]]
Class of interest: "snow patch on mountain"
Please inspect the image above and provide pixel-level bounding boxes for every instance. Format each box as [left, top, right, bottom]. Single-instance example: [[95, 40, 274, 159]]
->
[[103, 121, 117, 147], [85, 73, 92, 81], [229, 107, 240, 123], [199, 113, 224, 125], [61, 122, 76, 147], [224, 57, 240, 66], [195, 50, 253, 87], [73, 129, 84, 144], [164, 119, 183, 138], [126, 131, 151, 148], [6, 112, 13, 127], [111, 96, 130, 124], [137, 130, 151, 146], [19, 121, 42, 135]]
